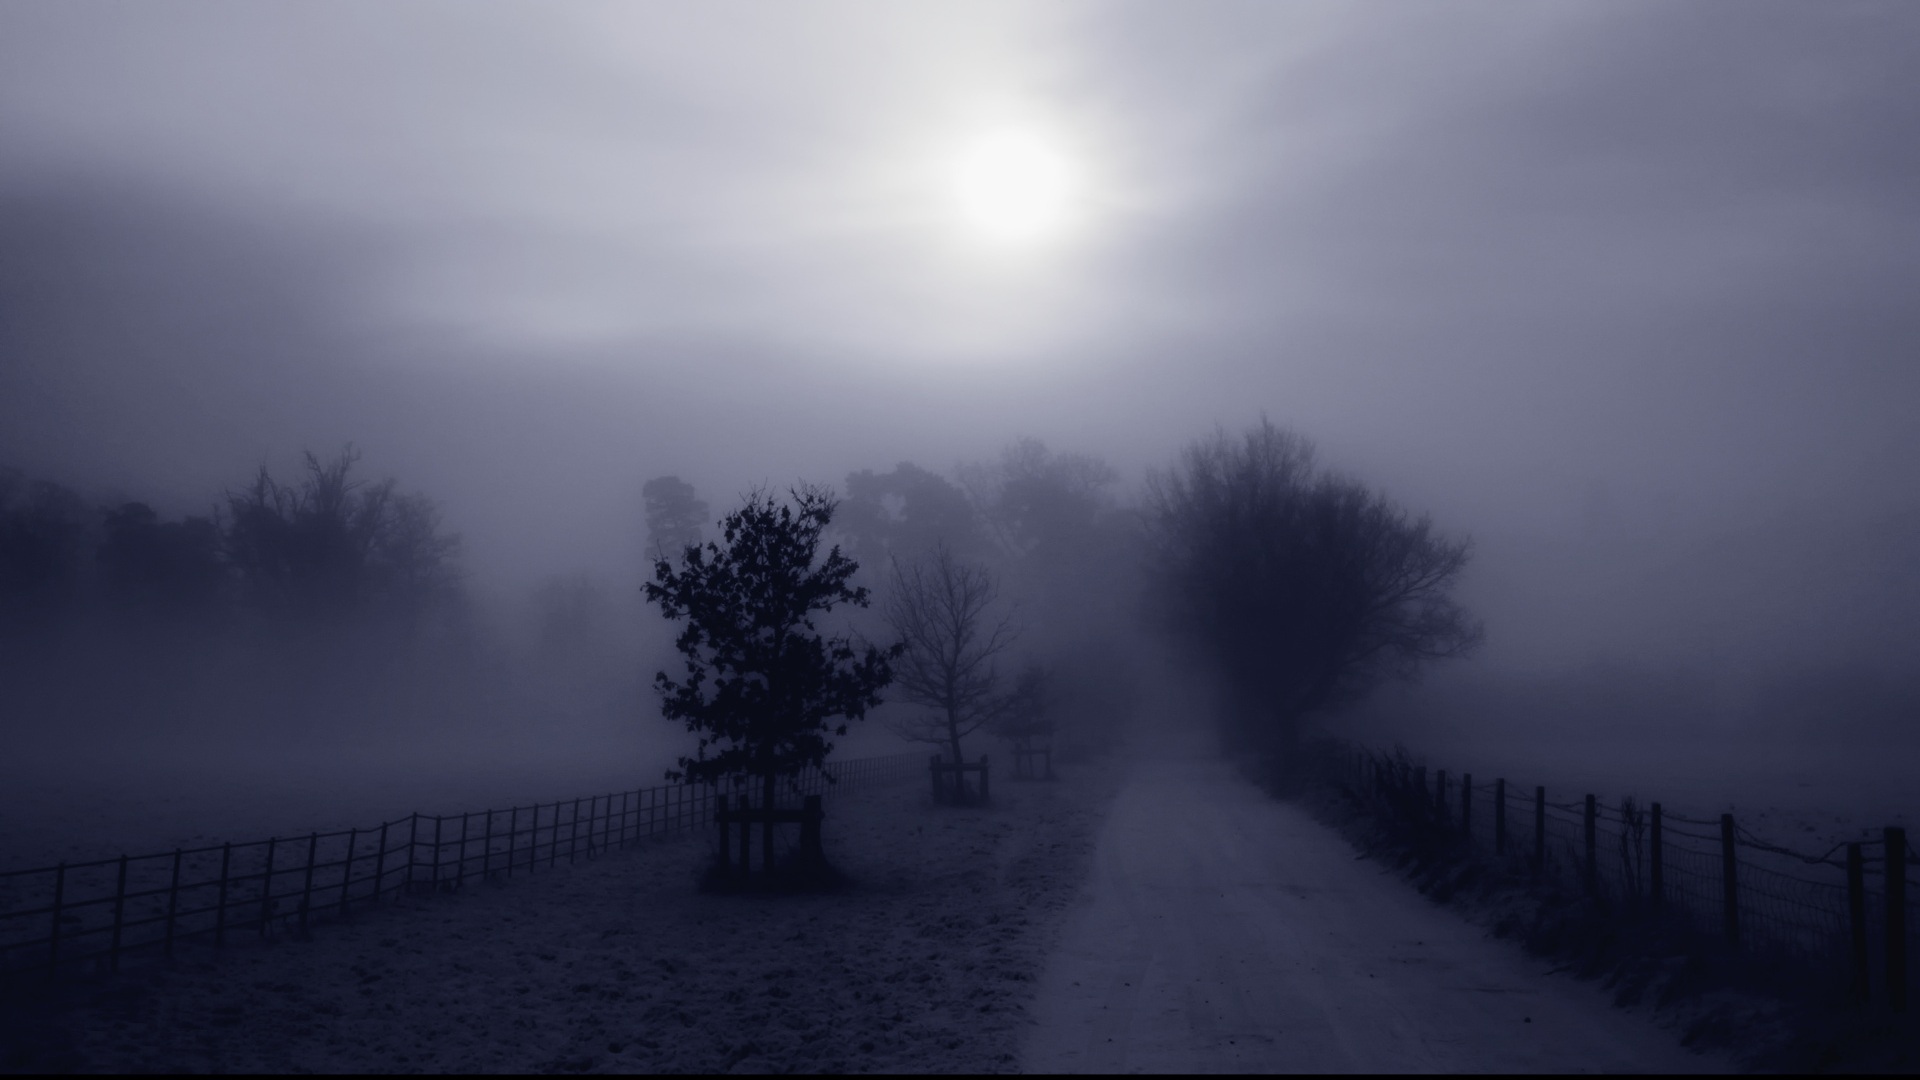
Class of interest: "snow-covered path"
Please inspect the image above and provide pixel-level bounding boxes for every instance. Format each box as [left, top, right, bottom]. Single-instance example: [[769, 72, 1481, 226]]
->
[[1022, 752, 1733, 1074]]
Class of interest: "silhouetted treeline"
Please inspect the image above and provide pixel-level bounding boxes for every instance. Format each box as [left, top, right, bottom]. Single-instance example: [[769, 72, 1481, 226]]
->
[[1, 449, 478, 755], [0, 448, 460, 636]]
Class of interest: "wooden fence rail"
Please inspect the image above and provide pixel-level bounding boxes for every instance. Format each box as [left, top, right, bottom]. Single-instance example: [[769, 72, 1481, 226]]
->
[[1330, 739, 1916, 1014], [0, 751, 925, 982]]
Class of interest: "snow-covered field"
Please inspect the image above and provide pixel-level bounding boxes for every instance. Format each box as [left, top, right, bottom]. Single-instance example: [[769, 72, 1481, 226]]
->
[[3, 758, 1124, 1073]]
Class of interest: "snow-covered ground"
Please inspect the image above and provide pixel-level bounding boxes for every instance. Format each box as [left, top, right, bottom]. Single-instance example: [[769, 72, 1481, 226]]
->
[[5, 757, 1124, 1073], [1023, 749, 1734, 1073]]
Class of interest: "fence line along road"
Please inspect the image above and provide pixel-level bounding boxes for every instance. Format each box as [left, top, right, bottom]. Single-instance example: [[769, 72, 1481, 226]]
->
[[1321, 739, 1915, 1014], [0, 751, 927, 983]]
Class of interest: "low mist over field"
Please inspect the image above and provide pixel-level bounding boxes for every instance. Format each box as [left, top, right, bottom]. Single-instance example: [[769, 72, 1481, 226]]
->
[[3, 0, 1918, 855]]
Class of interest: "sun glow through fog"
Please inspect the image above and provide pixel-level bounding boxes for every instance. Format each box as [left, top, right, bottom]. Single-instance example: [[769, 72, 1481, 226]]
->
[[952, 129, 1077, 247]]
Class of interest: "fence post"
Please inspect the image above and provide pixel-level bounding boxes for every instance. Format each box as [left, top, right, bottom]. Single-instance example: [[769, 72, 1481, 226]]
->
[[259, 837, 278, 936], [407, 813, 419, 890], [373, 823, 389, 903], [47, 862, 65, 981], [481, 811, 493, 880], [1584, 795, 1597, 895], [1534, 787, 1546, 870], [1848, 842, 1868, 1007], [110, 855, 129, 973], [213, 843, 231, 944], [457, 813, 470, 886], [1721, 813, 1740, 948], [569, 798, 583, 863], [165, 849, 183, 959], [550, 803, 561, 868], [1650, 803, 1663, 909], [507, 808, 519, 879], [299, 832, 318, 935], [740, 789, 753, 873], [1461, 773, 1472, 840], [341, 828, 358, 916], [801, 794, 823, 863], [1494, 779, 1506, 855], [1888, 826, 1907, 1012], [432, 816, 444, 890]]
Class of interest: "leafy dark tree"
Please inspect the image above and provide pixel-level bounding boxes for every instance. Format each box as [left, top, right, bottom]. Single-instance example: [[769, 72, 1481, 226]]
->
[[0, 469, 90, 623], [221, 447, 460, 623], [1146, 419, 1482, 777], [642, 475, 708, 560], [97, 502, 225, 616], [880, 544, 1020, 796], [839, 462, 987, 570], [644, 485, 898, 865]]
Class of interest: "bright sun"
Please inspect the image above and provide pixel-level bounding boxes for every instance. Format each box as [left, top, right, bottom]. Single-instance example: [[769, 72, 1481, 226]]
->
[[952, 129, 1075, 246]]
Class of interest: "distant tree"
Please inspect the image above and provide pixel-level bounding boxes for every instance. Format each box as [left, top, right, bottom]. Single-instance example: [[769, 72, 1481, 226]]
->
[[220, 447, 460, 622], [535, 572, 612, 662], [839, 462, 987, 570], [0, 469, 90, 623], [1146, 419, 1481, 778], [644, 486, 898, 865], [880, 544, 1020, 796], [959, 438, 1119, 565], [642, 475, 708, 560], [97, 502, 225, 616], [991, 660, 1055, 758]]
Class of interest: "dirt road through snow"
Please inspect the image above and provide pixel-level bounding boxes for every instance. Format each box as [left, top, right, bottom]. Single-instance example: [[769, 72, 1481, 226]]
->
[[1022, 751, 1732, 1073]]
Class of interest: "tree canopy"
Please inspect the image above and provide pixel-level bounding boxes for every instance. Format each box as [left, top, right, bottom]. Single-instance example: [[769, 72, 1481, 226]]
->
[[220, 447, 460, 623], [644, 485, 897, 795], [642, 475, 708, 560], [1147, 419, 1481, 773]]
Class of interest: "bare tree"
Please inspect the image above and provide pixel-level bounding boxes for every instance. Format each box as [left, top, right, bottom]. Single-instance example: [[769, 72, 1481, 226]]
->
[[220, 446, 460, 623], [1147, 419, 1481, 778], [881, 544, 1020, 788]]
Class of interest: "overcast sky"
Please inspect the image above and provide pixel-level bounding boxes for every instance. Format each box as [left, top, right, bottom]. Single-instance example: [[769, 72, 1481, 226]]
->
[[3, 1, 1917, 674]]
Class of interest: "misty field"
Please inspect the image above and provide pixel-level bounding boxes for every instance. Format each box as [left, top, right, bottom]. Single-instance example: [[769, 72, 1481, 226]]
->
[[3, 758, 1122, 1073]]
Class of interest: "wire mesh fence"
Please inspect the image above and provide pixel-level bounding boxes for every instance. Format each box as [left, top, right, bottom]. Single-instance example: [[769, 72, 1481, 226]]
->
[[0, 751, 926, 983], [1316, 738, 1913, 1011]]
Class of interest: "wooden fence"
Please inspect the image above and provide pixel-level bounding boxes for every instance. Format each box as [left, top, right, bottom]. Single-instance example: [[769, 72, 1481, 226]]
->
[[0, 751, 925, 983], [1322, 740, 1916, 1012]]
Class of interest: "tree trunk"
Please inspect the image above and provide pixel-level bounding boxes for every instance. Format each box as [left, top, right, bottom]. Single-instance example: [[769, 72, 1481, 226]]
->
[[946, 708, 966, 804], [762, 770, 776, 876]]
